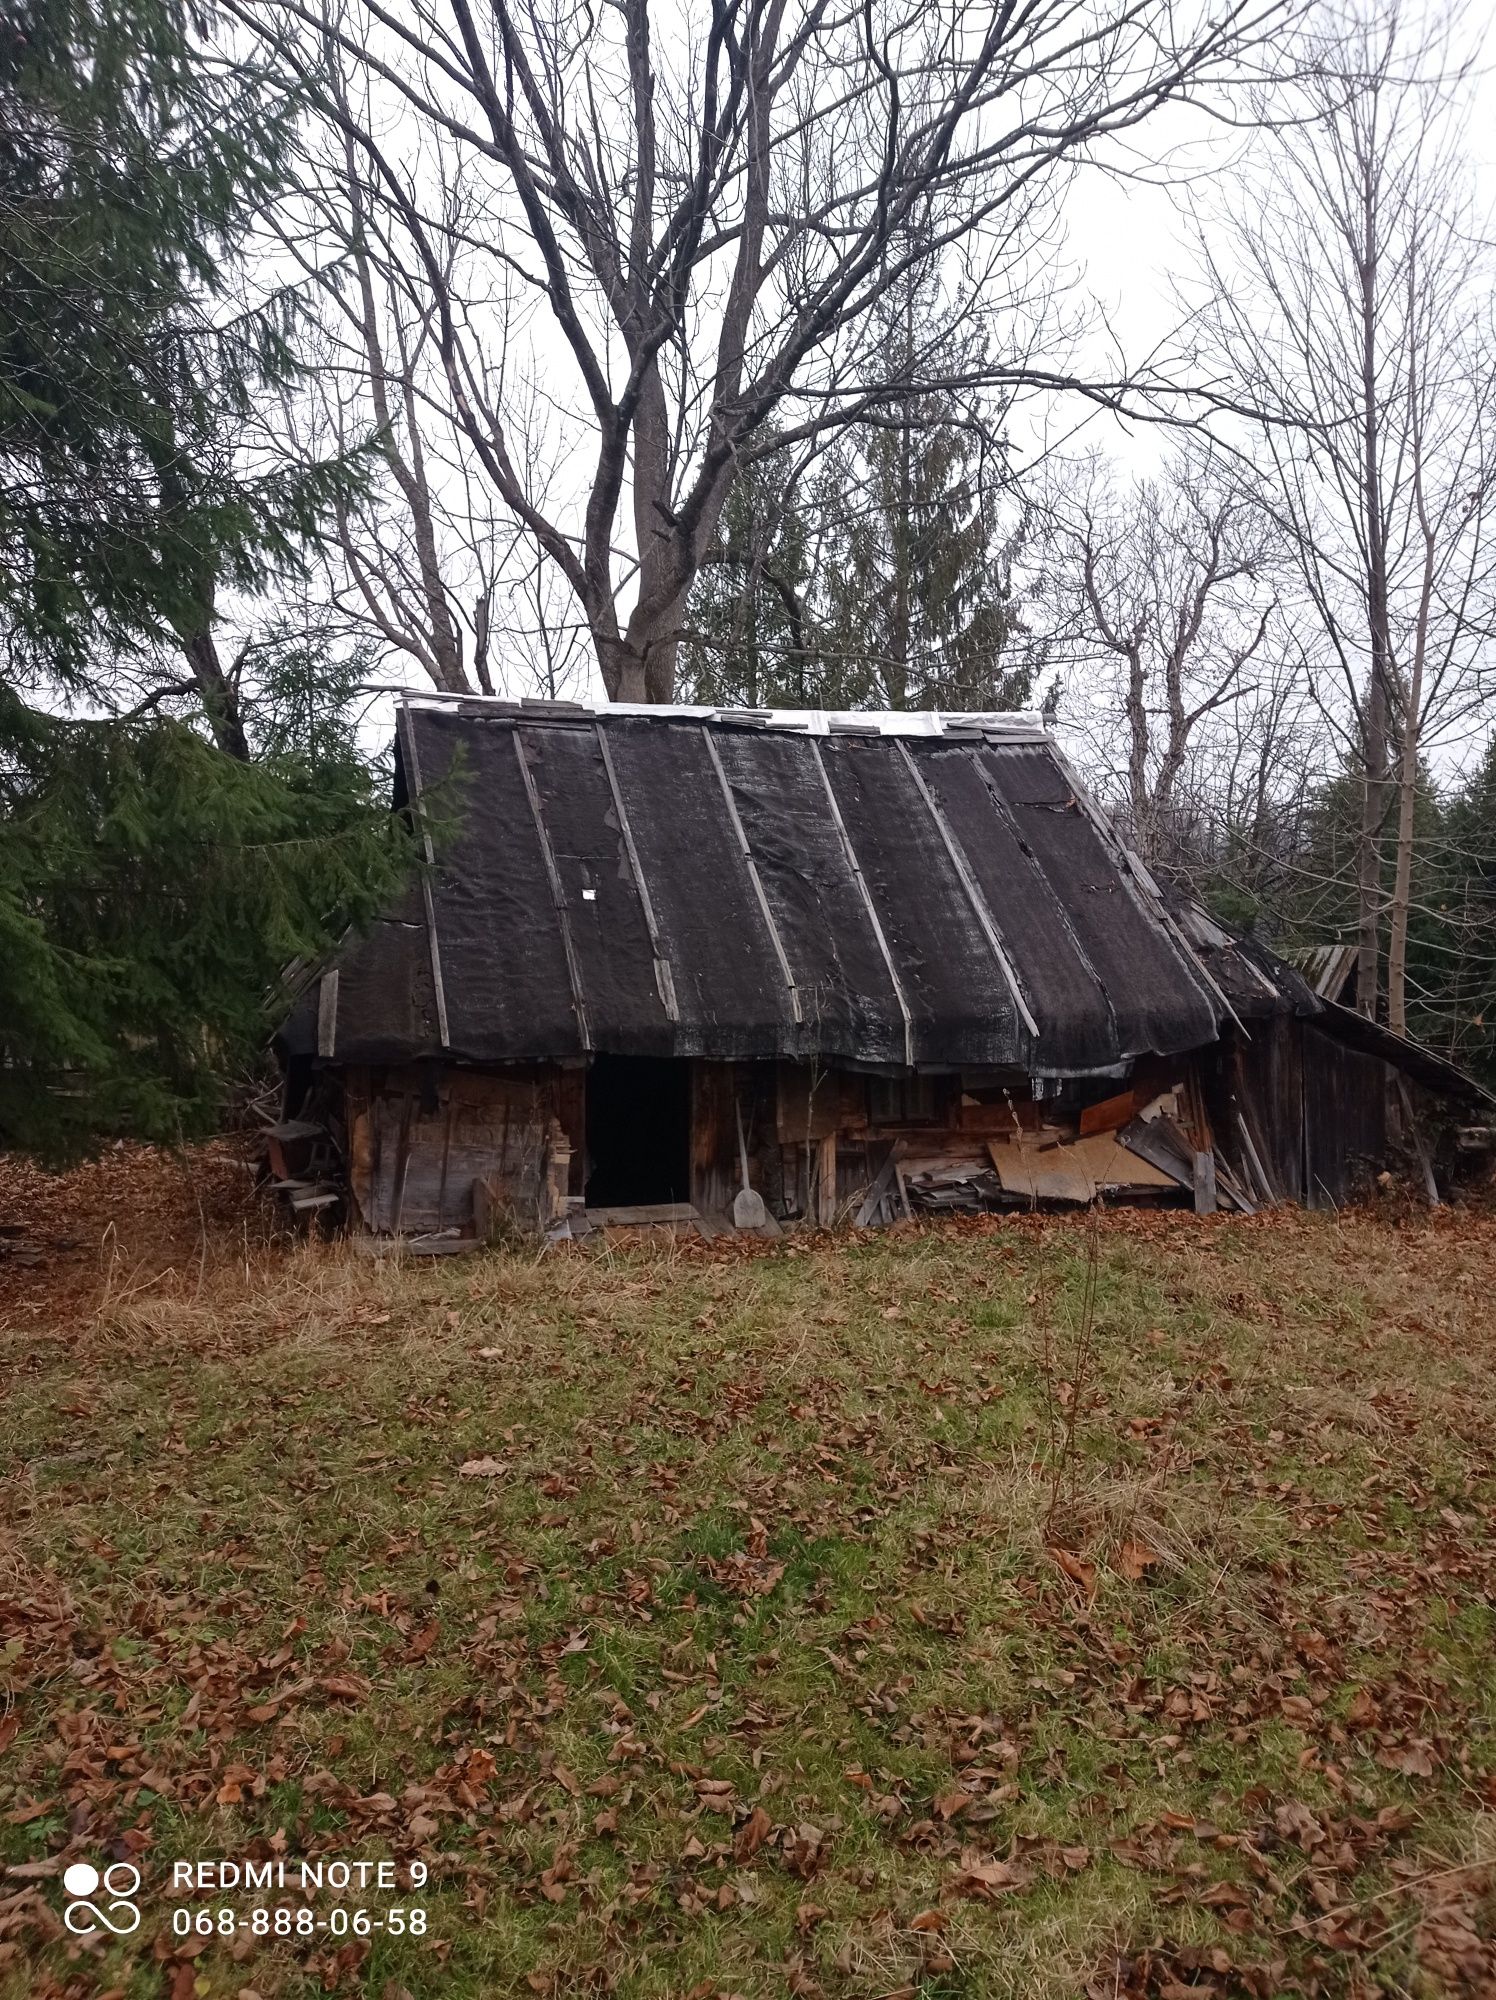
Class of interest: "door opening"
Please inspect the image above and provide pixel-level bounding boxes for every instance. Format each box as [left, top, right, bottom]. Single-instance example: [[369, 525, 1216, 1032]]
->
[[584, 1055, 691, 1208]]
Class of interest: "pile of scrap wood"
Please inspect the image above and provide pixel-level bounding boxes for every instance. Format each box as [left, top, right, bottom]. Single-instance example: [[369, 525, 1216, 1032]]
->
[[260, 1118, 341, 1222], [984, 1126, 1180, 1203], [856, 1084, 1257, 1220]]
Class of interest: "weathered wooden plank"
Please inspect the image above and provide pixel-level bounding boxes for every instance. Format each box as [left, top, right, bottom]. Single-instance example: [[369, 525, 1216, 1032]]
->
[[316, 969, 339, 1058], [690, 1061, 741, 1219], [815, 1132, 838, 1228], [1235, 1108, 1279, 1205], [1395, 1073, 1440, 1206], [1079, 1089, 1136, 1137], [586, 1202, 699, 1226], [777, 1063, 841, 1144], [853, 1144, 902, 1227], [1117, 1115, 1194, 1190]]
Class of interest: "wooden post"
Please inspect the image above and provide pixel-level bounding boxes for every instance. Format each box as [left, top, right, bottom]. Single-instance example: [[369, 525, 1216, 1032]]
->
[[816, 1132, 837, 1228]]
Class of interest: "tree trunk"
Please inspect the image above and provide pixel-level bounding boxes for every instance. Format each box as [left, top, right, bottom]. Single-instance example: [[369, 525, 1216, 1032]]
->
[[1355, 194, 1392, 1022], [1386, 692, 1421, 1038], [1389, 298, 1437, 1039], [598, 607, 687, 703], [1123, 643, 1152, 862], [1356, 669, 1390, 1018], [144, 402, 252, 761], [182, 625, 251, 763], [610, 357, 739, 705], [596, 632, 649, 704]]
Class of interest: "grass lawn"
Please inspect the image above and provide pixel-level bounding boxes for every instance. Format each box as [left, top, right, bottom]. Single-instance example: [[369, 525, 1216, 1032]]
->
[[3, 1194, 1495, 1999]]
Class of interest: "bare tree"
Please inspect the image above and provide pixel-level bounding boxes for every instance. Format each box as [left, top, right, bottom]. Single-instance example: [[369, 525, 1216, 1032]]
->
[[229, 0, 1288, 701], [1046, 451, 1278, 871], [261, 50, 590, 700], [1194, 0, 1496, 1025]]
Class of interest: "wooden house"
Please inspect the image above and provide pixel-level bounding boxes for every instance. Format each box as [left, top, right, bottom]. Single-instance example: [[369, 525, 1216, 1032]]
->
[[274, 698, 1489, 1241]]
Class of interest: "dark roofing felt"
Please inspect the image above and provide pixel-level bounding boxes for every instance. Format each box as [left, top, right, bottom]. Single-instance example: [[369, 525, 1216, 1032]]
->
[[1169, 899, 1493, 1102], [305, 700, 1227, 1074], [1310, 1000, 1493, 1103]]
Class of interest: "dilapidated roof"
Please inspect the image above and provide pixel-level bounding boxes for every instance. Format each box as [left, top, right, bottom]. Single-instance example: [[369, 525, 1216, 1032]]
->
[[1168, 899, 1491, 1103], [1286, 942, 1360, 1003], [306, 696, 1227, 1074]]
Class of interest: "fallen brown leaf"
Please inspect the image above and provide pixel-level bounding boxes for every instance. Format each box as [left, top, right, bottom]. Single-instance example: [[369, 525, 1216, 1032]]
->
[[734, 1804, 773, 1862], [1116, 1538, 1159, 1581], [1050, 1546, 1098, 1599]]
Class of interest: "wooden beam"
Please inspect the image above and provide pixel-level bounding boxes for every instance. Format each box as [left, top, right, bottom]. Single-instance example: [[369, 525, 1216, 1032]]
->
[[1235, 1109, 1278, 1206], [1395, 1073, 1441, 1205], [701, 727, 802, 1023], [816, 1131, 837, 1228], [398, 701, 451, 1048], [513, 728, 593, 1051], [809, 738, 914, 1066], [586, 1202, 700, 1226], [853, 1144, 903, 1227], [895, 742, 1040, 1040], [316, 969, 339, 1058], [594, 724, 679, 1022]]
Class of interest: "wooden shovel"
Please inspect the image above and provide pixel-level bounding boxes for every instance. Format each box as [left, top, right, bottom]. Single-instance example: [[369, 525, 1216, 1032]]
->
[[732, 1101, 768, 1229]]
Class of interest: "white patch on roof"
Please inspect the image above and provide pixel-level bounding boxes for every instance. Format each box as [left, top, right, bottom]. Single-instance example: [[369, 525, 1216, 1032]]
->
[[395, 688, 1050, 740]]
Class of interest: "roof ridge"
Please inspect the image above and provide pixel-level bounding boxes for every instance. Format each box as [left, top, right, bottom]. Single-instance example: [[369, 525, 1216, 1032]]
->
[[394, 688, 1051, 739]]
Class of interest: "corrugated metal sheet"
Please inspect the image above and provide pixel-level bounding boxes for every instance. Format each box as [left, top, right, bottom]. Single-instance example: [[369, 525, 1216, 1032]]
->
[[315, 701, 1224, 1075]]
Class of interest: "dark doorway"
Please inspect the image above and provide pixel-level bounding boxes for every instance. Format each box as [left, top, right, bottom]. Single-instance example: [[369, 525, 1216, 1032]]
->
[[584, 1056, 692, 1207]]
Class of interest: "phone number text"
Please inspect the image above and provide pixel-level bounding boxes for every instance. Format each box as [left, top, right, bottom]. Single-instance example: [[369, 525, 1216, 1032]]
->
[[172, 1905, 429, 1938]]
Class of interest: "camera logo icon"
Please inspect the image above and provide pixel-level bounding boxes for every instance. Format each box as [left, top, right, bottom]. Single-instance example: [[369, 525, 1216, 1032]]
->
[[62, 1860, 142, 1936]]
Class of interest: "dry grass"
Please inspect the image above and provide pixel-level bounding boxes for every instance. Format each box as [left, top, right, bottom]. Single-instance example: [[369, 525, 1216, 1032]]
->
[[2, 1185, 1495, 1999]]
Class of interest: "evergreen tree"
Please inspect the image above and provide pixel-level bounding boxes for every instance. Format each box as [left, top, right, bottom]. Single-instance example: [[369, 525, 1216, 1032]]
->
[[1, 0, 358, 742], [818, 268, 1031, 712], [1261, 755, 1496, 1082], [0, 688, 406, 1159], [0, 0, 407, 1156], [680, 269, 1034, 713], [678, 441, 820, 708], [1433, 740, 1496, 1082]]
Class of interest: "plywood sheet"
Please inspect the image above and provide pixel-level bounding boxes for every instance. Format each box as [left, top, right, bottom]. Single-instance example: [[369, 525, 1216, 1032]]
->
[[987, 1131, 1178, 1202], [1079, 1090, 1137, 1137], [987, 1138, 1094, 1203], [1071, 1133, 1176, 1189]]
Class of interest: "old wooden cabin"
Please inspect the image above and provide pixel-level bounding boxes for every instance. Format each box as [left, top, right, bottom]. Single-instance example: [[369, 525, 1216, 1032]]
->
[[274, 698, 1487, 1242]]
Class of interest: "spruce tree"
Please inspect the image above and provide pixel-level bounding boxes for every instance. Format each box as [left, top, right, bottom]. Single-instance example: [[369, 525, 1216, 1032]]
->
[[679, 439, 821, 708], [0, 0, 406, 1157], [1433, 741, 1496, 1083], [818, 268, 1031, 712], [680, 269, 1033, 714]]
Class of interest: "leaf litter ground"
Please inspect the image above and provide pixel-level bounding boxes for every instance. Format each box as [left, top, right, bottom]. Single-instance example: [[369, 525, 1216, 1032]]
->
[[2, 1156, 1494, 1999]]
